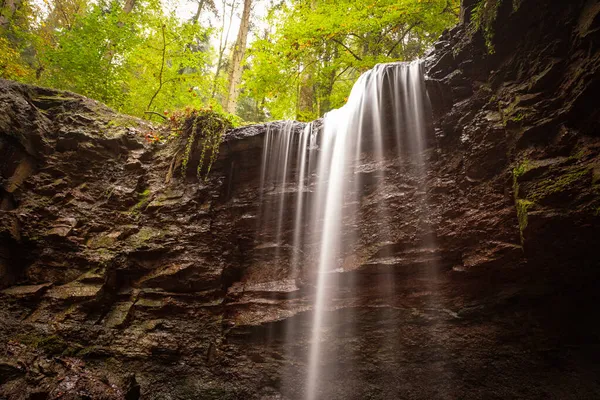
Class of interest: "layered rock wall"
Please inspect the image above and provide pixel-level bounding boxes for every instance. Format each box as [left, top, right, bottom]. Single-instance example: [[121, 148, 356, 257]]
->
[[1, 1, 600, 398]]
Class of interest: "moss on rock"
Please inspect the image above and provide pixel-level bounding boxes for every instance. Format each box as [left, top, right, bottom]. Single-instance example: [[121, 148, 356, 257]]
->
[[130, 189, 152, 214], [516, 199, 535, 243], [14, 333, 80, 356], [526, 167, 592, 202], [513, 159, 532, 180], [127, 226, 163, 248]]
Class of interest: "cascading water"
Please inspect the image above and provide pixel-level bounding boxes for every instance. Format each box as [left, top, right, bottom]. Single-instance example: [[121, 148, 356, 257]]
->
[[257, 61, 431, 399]]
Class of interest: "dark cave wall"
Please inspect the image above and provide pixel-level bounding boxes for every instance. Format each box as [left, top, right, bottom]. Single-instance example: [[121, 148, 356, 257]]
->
[[426, 0, 600, 267]]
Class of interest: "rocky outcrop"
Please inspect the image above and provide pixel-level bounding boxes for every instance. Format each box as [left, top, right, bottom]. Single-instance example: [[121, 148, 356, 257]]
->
[[1, 1, 600, 399], [425, 0, 600, 269]]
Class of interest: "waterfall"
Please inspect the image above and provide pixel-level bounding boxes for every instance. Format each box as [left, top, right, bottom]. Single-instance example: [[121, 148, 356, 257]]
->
[[257, 61, 431, 399]]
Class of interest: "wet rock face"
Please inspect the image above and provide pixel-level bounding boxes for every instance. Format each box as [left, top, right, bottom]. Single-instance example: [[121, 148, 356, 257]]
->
[[424, 0, 600, 265], [1, 1, 600, 399]]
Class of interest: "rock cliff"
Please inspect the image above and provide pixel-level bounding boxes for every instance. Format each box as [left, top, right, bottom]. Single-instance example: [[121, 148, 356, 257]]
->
[[1, 0, 600, 399]]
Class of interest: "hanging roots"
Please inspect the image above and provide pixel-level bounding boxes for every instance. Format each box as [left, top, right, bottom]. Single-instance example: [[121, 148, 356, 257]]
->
[[178, 109, 232, 180], [470, 0, 503, 54]]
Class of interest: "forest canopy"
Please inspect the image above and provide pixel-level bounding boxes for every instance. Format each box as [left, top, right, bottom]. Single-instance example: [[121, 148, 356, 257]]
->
[[0, 0, 459, 122]]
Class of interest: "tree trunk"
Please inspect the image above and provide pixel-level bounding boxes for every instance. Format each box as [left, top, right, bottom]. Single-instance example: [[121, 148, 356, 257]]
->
[[297, 71, 315, 121], [146, 24, 167, 112], [0, 0, 19, 28], [320, 48, 338, 115], [211, 0, 237, 99], [191, 0, 205, 24], [296, 0, 317, 120], [123, 0, 136, 14], [224, 0, 251, 114]]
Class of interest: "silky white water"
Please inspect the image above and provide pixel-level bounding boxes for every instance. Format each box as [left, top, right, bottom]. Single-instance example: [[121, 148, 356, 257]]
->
[[257, 61, 430, 399]]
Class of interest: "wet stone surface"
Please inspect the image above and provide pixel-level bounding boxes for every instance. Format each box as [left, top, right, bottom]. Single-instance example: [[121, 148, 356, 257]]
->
[[1, 1, 600, 398]]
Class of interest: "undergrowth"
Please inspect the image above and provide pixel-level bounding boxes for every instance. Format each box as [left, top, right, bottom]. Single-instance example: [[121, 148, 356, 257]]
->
[[158, 107, 237, 180], [470, 0, 502, 54], [469, 0, 523, 54]]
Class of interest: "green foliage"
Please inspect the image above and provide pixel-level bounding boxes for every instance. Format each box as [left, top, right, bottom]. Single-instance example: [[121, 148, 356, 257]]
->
[[40, 3, 141, 106], [514, 163, 595, 244], [122, 17, 214, 116], [131, 188, 152, 213], [3, 0, 215, 118], [469, 0, 521, 53], [42, 2, 214, 114], [2, 0, 459, 124], [513, 158, 533, 243], [512, 0, 523, 12], [513, 159, 532, 180], [168, 107, 235, 180], [470, 0, 502, 53], [0, 0, 38, 79], [0, 37, 32, 79], [516, 198, 534, 242], [14, 333, 77, 355], [243, 0, 459, 120], [510, 111, 527, 123], [569, 149, 587, 163]]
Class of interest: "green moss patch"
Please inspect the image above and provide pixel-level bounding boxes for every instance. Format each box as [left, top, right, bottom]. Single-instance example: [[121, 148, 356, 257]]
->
[[470, 0, 502, 53], [106, 117, 137, 129], [14, 333, 81, 356], [127, 226, 163, 248], [513, 159, 532, 180], [526, 167, 592, 203], [516, 199, 535, 243], [130, 189, 152, 213]]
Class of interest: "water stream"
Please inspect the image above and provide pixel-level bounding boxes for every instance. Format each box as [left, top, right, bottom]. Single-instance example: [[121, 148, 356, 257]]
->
[[257, 61, 431, 399]]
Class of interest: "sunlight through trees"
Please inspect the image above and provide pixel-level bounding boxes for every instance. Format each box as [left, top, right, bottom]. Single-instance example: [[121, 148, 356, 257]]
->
[[0, 0, 459, 122]]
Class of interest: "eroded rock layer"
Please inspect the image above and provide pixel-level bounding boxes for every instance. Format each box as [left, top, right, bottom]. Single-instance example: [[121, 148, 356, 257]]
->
[[1, 0, 600, 399]]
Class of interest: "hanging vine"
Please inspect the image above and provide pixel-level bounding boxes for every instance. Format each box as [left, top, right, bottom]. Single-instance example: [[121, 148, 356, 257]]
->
[[470, 0, 503, 54], [166, 107, 234, 181]]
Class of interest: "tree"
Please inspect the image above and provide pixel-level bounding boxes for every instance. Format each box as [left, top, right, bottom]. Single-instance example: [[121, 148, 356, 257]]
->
[[190, 0, 216, 24], [224, 0, 251, 114], [296, 0, 317, 121], [0, 0, 459, 122], [123, 0, 136, 14], [243, 0, 460, 119], [0, 36, 30, 79], [26, 0, 213, 117], [128, 17, 213, 116], [211, 0, 237, 100], [39, 3, 141, 105], [0, 0, 37, 79], [0, 0, 23, 29]]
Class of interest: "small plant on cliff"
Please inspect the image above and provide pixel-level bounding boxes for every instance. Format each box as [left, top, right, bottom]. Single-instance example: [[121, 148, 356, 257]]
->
[[513, 159, 532, 180], [512, 0, 523, 12], [470, 0, 522, 53], [470, 0, 502, 53], [166, 107, 238, 180]]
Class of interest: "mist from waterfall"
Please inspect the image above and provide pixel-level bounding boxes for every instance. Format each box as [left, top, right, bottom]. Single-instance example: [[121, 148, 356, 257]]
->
[[257, 61, 431, 400]]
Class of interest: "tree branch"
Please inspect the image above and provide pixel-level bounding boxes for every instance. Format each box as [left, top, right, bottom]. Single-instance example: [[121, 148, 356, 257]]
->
[[386, 21, 421, 57], [144, 111, 168, 120], [146, 23, 167, 112], [333, 65, 352, 82], [331, 38, 362, 61]]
